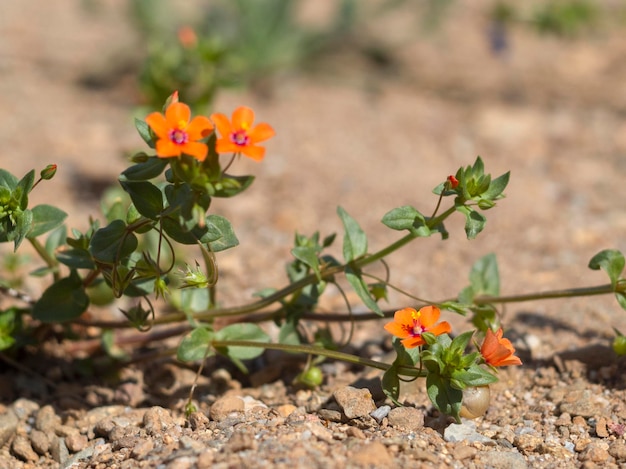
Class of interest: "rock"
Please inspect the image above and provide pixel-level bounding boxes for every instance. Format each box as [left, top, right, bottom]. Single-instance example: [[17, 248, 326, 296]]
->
[[475, 450, 528, 469], [514, 433, 544, 454], [65, 432, 88, 453], [143, 406, 174, 435], [210, 395, 245, 422], [188, 411, 209, 431], [276, 404, 297, 418], [0, 408, 18, 448], [35, 404, 61, 433], [559, 390, 609, 418], [444, 420, 493, 444], [452, 444, 477, 461], [387, 406, 424, 431], [333, 386, 376, 419], [196, 450, 215, 469], [580, 441, 610, 463], [131, 438, 154, 459], [594, 417, 609, 438], [29, 428, 50, 455], [11, 435, 38, 462], [166, 456, 196, 469], [225, 430, 257, 452], [349, 441, 393, 468], [49, 435, 69, 465], [10, 398, 39, 420], [370, 405, 391, 423], [608, 439, 626, 460]]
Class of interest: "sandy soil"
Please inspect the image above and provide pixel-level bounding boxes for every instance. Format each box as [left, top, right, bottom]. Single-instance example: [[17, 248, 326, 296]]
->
[[2, 1, 626, 468]]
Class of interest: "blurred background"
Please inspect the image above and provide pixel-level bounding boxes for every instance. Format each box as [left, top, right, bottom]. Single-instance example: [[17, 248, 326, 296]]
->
[[2, 0, 626, 351]]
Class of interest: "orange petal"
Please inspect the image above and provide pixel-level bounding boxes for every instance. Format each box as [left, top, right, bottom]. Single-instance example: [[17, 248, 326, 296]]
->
[[401, 336, 425, 348], [187, 115, 214, 140], [417, 305, 440, 328], [232, 106, 255, 129], [215, 138, 239, 155], [155, 139, 181, 158], [242, 145, 265, 162], [428, 321, 451, 337], [145, 112, 169, 139], [166, 102, 191, 127], [384, 321, 409, 339], [210, 113, 232, 138], [248, 122, 275, 144], [181, 142, 208, 161], [393, 307, 417, 327]]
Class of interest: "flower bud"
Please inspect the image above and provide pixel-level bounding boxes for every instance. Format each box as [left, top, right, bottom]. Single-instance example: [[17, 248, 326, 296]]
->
[[447, 175, 459, 188], [40, 164, 58, 180]]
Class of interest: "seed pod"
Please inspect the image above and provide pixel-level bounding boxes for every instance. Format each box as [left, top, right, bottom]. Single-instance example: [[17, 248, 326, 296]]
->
[[459, 385, 491, 419]]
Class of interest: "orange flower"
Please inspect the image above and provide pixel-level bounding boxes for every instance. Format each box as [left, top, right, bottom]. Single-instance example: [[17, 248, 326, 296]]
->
[[480, 328, 522, 367], [384, 306, 452, 348], [145, 102, 214, 162], [210, 106, 275, 161]]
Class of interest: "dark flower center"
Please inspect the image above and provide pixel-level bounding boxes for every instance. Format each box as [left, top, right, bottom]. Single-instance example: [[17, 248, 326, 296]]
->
[[169, 129, 188, 145], [230, 130, 249, 146]]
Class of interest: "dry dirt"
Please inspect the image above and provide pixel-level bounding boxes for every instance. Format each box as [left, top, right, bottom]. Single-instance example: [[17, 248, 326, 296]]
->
[[2, 1, 626, 468]]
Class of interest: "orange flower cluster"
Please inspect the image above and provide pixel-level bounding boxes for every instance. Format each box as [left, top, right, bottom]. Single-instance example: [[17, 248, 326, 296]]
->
[[146, 100, 275, 163], [480, 328, 522, 367], [384, 306, 451, 348]]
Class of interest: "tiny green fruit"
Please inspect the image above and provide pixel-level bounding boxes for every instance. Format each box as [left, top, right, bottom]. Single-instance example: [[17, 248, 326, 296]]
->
[[296, 365, 323, 388], [613, 334, 626, 356]]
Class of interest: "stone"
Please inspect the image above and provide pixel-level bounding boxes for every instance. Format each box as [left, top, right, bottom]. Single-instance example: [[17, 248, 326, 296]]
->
[[29, 428, 50, 455], [387, 406, 424, 431], [35, 404, 61, 433], [349, 441, 393, 468], [475, 450, 528, 469], [444, 420, 493, 444], [11, 435, 38, 462], [143, 406, 174, 435], [0, 408, 18, 448], [131, 438, 154, 459], [210, 395, 245, 422], [333, 386, 376, 419]]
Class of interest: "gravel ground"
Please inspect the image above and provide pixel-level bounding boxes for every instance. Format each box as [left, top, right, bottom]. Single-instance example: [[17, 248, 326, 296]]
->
[[2, 1, 626, 468]]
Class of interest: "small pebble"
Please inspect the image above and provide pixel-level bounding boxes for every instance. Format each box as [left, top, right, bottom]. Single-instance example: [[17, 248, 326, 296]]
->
[[333, 386, 376, 419]]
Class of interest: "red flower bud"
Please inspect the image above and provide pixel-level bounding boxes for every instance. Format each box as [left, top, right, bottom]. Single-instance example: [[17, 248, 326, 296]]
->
[[447, 175, 459, 188], [40, 164, 57, 180]]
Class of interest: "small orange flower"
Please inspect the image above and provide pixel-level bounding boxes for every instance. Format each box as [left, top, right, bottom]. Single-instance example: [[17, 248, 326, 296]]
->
[[145, 102, 213, 162], [480, 328, 522, 367], [384, 306, 452, 348], [210, 106, 275, 161], [177, 26, 198, 48]]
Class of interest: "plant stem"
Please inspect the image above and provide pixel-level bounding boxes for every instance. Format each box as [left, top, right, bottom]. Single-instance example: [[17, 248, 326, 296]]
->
[[210, 339, 427, 377], [473, 283, 617, 304], [28, 237, 59, 281]]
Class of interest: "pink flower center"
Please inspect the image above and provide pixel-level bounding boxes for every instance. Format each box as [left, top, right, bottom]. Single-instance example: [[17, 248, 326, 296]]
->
[[230, 129, 249, 146], [169, 129, 188, 145], [411, 321, 426, 337]]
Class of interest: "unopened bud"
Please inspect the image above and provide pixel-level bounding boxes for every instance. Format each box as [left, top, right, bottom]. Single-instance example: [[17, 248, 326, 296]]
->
[[40, 164, 58, 180]]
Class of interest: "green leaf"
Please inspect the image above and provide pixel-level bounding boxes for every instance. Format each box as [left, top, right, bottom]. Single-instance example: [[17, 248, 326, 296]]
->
[[89, 220, 138, 264], [337, 206, 367, 262], [56, 248, 95, 269], [468, 253, 500, 297], [291, 246, 321, 280], [381, 206, 422, 231], [201, 215, 239, 252], [482, 172, 510, 200], [135, 118, 155, 147], [0, 170, 18, 190], [588, 249, 624, 289], [32, 270, 90, 322], [120, 180, 164, 220], [16, 170, 35, 206], [214, 323, 270, 360], [455, 206, 486, 240], [13, 209, 33, 250], [28, 205, 67, 238], [426, 373, 463, 423], [120, 157, 167, 181], [345, 267, 383, 316], [177, 327, 214, 362], [211, 175, 255, 198], [180, 288, 210, 314], [0, 308, 17, 351], [382, 364, 401, 406], [452, 364, 498, 387]]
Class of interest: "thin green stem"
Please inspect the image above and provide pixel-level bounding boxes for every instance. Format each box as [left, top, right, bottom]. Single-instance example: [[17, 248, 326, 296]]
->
[[210, 340, 427, 378], [28, 237, 59, 282], [472, 283, 617, 305]]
